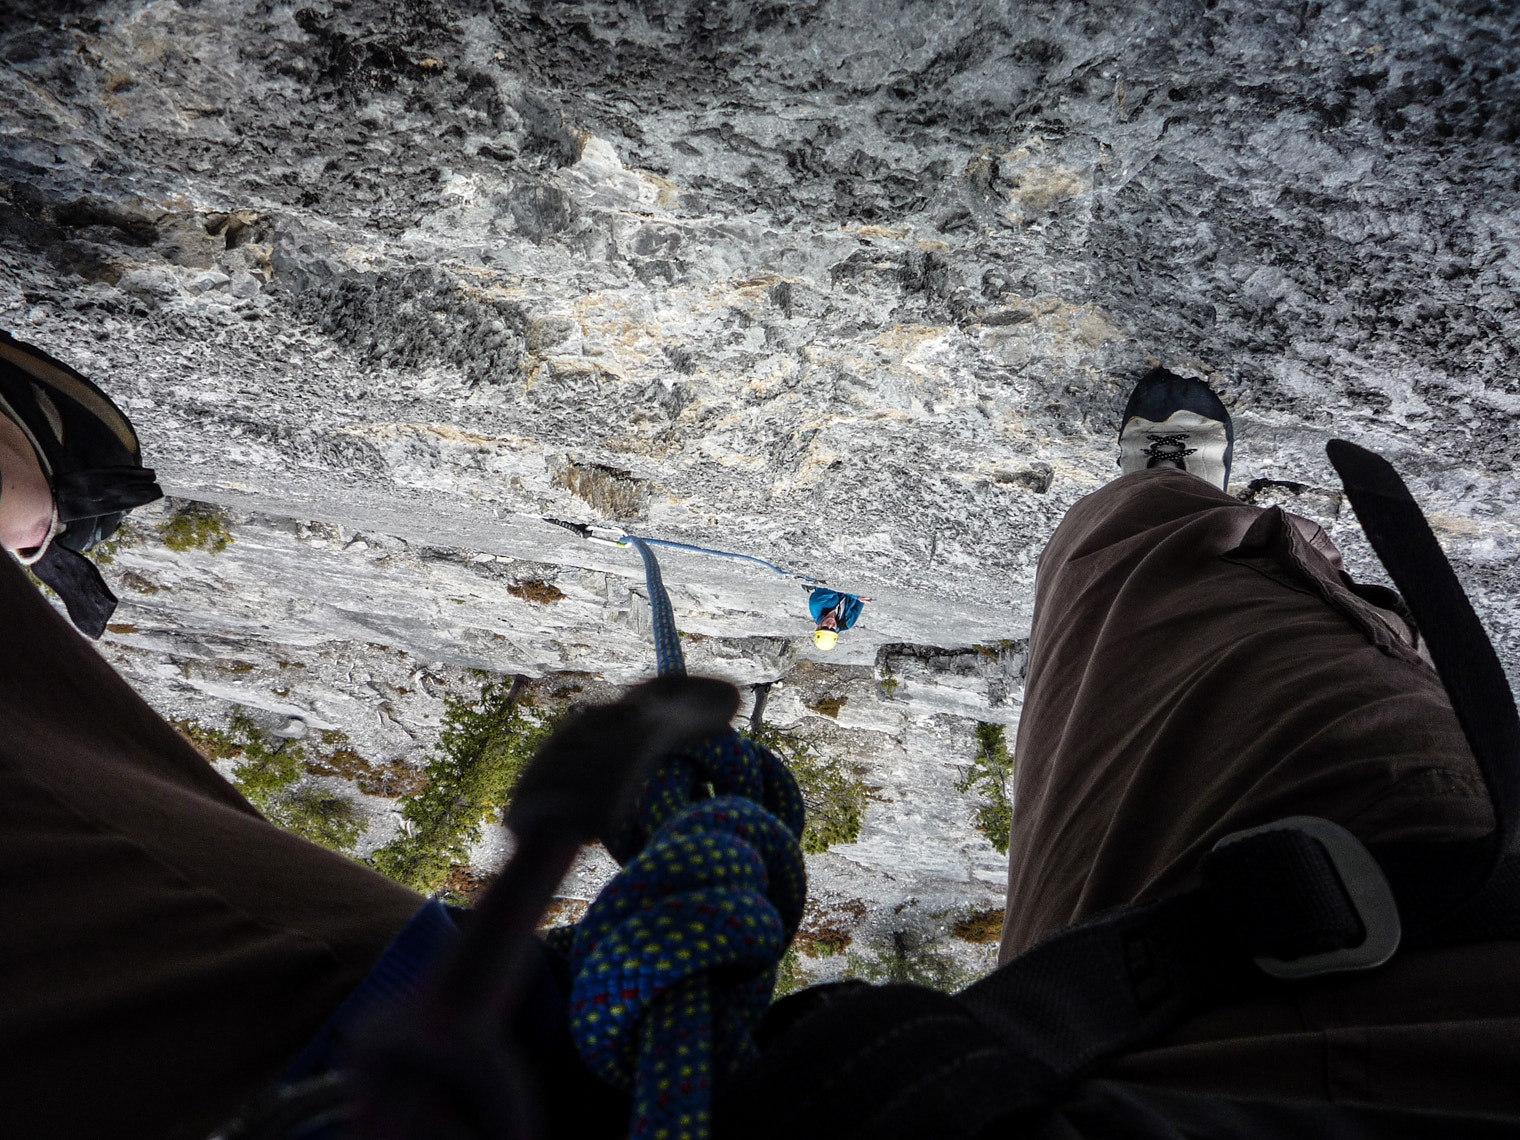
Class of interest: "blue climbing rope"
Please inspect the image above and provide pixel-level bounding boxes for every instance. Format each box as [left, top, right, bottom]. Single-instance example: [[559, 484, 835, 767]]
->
[[558, 533, 807, 1140], [623, 534, 824, 585], [540, 514, 824, 586], [627, 536, 687, 677]]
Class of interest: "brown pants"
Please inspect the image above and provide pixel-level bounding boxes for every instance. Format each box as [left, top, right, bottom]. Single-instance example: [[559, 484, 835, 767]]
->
[[1001, 468, 1520, 1112], [0, 551, 422, 1138]]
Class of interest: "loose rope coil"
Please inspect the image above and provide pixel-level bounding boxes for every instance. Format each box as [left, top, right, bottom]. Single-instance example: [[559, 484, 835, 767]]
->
[[557, 534, 807, 1140], [568, 791, 804, 1139]]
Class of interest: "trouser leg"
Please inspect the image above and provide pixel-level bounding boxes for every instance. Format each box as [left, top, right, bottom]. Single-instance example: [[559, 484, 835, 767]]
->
[[0, 551, 423, 1139], [1000, 468, 1489, 958], [994, 468, 1520, 1111]]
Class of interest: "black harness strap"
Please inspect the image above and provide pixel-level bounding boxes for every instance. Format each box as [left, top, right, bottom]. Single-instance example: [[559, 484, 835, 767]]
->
[[955, 890, 1254, 1095], [1325, 439, 1520, 854], [960, 440, 1520, 1063], [1328, 439, 1520, 929]]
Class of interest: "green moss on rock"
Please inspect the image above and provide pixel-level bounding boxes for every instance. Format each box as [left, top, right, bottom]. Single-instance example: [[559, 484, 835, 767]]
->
[[772, 946, 803, 999], [158, 502, 233, 554], [91, 520, 144, 566], [805, 695, 847, 718], [174, 711, 360, 854]]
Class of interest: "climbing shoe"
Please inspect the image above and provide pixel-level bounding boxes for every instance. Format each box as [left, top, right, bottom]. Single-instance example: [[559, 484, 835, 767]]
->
[[1117, 366, 1234, 491], [0, 329, 163, 637]]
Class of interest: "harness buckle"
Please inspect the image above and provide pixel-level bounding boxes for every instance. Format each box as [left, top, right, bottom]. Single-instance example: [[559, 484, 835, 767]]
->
[[1209, 815, 1402, 980]]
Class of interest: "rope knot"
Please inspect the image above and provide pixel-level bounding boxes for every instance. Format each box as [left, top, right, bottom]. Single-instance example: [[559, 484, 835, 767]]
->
[[567, 731, 806, 1139]]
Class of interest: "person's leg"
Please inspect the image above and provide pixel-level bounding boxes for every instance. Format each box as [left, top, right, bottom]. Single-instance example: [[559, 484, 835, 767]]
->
[[1000, 466, 1490, 956], [0, 549, 424, 1138], [999, 455, 1520, 1111]]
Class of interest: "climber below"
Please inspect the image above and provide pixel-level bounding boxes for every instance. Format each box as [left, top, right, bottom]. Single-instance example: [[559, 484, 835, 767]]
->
[[808, 586, 869, 650]]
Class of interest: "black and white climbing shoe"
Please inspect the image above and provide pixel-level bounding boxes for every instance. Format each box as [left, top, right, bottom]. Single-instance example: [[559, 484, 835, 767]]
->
[[0, 329, 163, 637], [1117, 366, 1234, 491]]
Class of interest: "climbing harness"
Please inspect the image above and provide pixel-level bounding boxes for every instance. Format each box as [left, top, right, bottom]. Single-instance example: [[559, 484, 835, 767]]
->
[[542, 515, 825, 586]]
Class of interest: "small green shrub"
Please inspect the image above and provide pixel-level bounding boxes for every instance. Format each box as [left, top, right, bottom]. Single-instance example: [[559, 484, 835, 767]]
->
[[172, 717, 244, 762], [745, 725, 866, 854], [958, 722, 1014, 854], [280, 787, 363, 851], [159, 502, 233, 554], [371, 676, 562, 893], [230, 726, 304, 808]]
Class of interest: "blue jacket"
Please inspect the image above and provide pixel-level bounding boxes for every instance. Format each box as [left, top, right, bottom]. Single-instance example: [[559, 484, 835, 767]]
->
[[809, 589, 864, 631]]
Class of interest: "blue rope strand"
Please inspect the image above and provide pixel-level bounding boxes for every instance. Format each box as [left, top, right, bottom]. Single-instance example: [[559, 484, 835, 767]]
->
[[628, 536, 686, 677], [621, 534, 823, 585]]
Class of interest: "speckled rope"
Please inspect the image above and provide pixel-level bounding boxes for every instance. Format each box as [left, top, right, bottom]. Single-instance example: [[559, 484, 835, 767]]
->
[[609, 729, 807, 865], [568, 793, 805, 1139], [627, 535, 687, 677], [561, 522, 807, 1140]]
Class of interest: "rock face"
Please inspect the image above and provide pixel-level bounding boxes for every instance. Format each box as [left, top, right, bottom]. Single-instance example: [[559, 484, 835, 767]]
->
[[1, 0, 1517, 988]]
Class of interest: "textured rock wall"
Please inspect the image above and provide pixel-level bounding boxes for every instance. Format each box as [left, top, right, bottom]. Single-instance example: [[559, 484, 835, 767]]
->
[[2, 0, 1518, 983]]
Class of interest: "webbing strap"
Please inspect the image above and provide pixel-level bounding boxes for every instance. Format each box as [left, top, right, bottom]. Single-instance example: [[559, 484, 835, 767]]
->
[[951, 850, 1520, 1110], [1328, 440, 1520, 929], [1201, 829, 1366, 959], [955, 891, 1253, 1088]]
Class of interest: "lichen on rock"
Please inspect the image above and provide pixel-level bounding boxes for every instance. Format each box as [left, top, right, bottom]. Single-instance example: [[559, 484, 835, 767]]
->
[[158, 501, 233, 556]]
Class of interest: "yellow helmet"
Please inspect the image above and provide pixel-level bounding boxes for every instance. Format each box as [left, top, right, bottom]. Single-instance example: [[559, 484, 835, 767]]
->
[[813, 629, 839, 651]]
